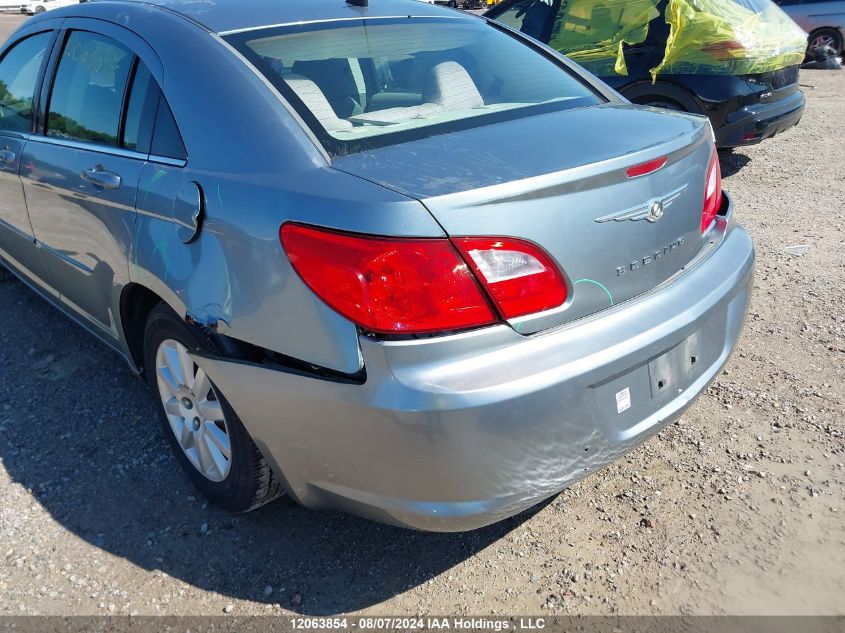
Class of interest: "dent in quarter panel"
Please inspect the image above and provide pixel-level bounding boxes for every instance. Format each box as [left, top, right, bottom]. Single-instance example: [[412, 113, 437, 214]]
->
[[131, 164, 368, 373]]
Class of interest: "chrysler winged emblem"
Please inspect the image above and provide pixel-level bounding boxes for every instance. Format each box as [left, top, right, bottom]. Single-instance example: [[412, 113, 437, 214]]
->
[[595, 184, 688, 224]]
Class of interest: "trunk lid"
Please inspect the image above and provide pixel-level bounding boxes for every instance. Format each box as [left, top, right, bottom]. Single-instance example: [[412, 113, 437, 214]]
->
[[333, 104, 714, 334]]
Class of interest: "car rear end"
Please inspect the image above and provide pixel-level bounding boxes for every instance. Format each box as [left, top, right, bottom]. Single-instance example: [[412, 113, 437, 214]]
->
[[486, 0, 807, 147], [670, 64, 805, 147], [207, 9, 754, 530], [653, 0, 808, 146], [714, 64, 804, 145]]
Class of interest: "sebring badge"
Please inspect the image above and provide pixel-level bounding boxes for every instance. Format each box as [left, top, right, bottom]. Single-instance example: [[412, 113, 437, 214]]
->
[[595, 183, 688, 224]]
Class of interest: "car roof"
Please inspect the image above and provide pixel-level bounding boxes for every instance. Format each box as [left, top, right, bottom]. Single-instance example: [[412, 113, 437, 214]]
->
[[85, 0, 462, 35]]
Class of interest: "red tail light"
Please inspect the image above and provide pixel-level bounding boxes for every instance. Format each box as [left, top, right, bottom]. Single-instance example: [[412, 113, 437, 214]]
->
[[701, 148, 722, 233], [452, 237, 567, 319], [280, 224, 496, 334], [281, 225, 569, 334], [701, 40, 744, 60]]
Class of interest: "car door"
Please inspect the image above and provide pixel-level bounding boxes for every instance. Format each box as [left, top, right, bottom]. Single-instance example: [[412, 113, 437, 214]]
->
[[803, 0, 845, 33], [0, 27, 56, 290], [21, 21, 156, 337]]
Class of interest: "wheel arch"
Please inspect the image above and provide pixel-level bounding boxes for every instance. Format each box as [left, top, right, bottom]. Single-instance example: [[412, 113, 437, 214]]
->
[[119, 283, 169, 376], [808, 26, 844, 50], [619, 80, 703, 114]]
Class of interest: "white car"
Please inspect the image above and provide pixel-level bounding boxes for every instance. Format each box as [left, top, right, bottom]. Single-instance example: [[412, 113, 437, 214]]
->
[[0, 0, 25, 12], [21, 0, 78, 14]]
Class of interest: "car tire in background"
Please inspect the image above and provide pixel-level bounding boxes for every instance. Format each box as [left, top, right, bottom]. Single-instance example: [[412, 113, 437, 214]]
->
[[34, 5, 46, 13], [637, 98, 686, 112], [808, 28, 843, 58], [143, 303, 282, 513]]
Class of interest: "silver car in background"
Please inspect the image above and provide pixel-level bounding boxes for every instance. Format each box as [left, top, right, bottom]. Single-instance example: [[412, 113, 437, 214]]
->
[[775, 0, 845, 57], [0, 0, 753, 531]]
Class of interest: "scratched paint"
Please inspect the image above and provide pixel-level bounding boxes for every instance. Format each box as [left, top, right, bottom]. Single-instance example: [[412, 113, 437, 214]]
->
[[574, 278, 615, 306], [142, 169, 168, 208], [152, 240, 172, 282]]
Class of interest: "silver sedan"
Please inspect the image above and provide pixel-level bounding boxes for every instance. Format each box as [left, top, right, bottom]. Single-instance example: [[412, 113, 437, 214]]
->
[[0, 0, 753, 531]]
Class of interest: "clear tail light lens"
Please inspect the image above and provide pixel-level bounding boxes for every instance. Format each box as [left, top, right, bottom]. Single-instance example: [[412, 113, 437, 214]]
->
[[701, 148, 723, 233], [280, 223, 496, 335], [452, 237, 568, 319]]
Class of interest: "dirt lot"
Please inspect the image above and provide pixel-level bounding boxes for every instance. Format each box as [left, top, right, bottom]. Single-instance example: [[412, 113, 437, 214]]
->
[[1, 12, 843, 618]]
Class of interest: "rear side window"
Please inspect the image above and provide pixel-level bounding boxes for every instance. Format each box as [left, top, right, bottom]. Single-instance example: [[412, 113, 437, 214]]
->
[[47, 31, 133, 146], [151, 96, 186, 160], [0, 32, 51, 133], [122, 60, 186, 160], [227, 16, 602, 156], [122, 61, 157, 152]]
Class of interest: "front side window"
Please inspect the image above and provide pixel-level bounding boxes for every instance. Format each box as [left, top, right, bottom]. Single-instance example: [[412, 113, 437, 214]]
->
[[0, 32, 51, 133], [227, 16, 602, 155], [47, 31, 133, 146]]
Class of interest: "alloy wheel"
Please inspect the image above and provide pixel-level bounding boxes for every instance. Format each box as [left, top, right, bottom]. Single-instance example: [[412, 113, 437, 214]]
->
[[810, 33, 836, 50], [155, 339, 232, 482]]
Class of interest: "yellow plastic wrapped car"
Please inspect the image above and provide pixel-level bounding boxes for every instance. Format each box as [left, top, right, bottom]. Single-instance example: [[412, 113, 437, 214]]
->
[[488, 0, 808, 146]]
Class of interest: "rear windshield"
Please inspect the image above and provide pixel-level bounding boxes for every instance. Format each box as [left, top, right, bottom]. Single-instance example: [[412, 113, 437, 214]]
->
[[226, 16, 602, 156]]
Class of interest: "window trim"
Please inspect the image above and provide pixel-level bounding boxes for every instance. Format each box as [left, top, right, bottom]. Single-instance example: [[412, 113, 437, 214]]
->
[[117, 55, 140, 150]]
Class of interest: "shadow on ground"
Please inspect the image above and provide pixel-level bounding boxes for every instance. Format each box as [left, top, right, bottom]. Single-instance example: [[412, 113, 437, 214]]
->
[[719, 149, 751, 179], [0, 278, 536, 614]]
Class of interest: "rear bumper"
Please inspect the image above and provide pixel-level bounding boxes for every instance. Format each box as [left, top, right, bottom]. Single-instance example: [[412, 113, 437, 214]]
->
[[196, 196, 754, 532], [715, 90, 805, 147]]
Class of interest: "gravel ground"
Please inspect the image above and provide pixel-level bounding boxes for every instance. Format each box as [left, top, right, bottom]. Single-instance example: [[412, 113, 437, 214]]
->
[[1, 13, 843, 618]]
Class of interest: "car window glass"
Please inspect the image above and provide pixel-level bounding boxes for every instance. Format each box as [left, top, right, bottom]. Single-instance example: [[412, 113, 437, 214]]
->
[[0, 32, 51, 133], [121, 61, 186, 160], [495, 0, 556, 41], [47, 31, 133, 146], [230, 16, 602, 155], [151, 96, 186, 160], [123, 61, 158, 152]]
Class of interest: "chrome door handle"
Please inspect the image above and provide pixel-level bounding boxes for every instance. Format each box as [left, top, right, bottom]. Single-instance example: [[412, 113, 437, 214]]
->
[[0, 149, 15, 164], [81, 166, 121, 190]]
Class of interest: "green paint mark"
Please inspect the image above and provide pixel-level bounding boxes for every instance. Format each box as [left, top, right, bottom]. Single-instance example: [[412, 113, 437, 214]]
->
[[216, 185, 224, 210], [152, 240, 171, 283], [131, 223, 142, 273], [514, 321, 523, 333], [574, 278, 614, 306], [141, 169, 168, 209]]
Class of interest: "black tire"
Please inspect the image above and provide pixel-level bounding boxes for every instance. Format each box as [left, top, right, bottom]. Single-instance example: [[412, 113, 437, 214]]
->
[[808, 28, 843, 58], [34, 6, 46, 13], [639, 98, 686, 112], [143, 303, 282, 512]]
